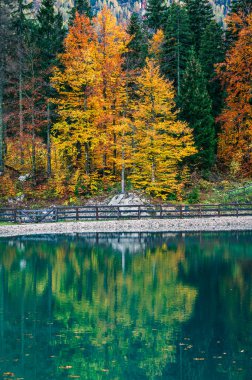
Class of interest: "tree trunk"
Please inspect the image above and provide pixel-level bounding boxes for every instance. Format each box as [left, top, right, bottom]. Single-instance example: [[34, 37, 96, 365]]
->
[[19, 46, 24, 166], [121, 147, 125, 194], [177, 4, 181, 97], [0, 80, 4, 174], [31, 104, 36, 183], [47, 101, 51, 177], [151, 161, 155, 182], [85, 142, 90, 175], [113, 132, 117, 175]]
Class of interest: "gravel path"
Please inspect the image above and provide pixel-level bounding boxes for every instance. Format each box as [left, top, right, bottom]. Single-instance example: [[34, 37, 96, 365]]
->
[[0, 216, 252, 237]]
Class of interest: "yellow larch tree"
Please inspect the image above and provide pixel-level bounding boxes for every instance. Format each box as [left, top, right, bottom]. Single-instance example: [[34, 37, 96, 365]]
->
[[51, 13, 99, 195], [130, 58, 196, 199], [93, 7, 131, 182]]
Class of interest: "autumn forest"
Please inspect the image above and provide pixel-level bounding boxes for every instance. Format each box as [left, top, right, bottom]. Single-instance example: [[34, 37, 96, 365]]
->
[[0, 0, 251, 203]]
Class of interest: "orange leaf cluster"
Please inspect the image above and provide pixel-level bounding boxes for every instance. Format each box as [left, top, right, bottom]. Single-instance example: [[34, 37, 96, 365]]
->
[[217, 14, 252, 176]]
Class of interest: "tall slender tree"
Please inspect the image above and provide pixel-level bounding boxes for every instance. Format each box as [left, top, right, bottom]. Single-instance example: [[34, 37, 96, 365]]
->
[[199, 20, 225, 117], [184, 0, 214, 52], [37, 0, 65, 70], [13, 0, 34, 166], [179, 50, 215, 171], [94, 7, 130, 177], [51, 13, 98, 181], [145, 0, 167, 31], [36, 0, 65, 177], [0, 0, 13, 173], [161, 2, 192, 96], [126, 12, 148, 71]]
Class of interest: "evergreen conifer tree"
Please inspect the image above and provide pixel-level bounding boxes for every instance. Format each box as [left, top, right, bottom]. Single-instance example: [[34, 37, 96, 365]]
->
[[145, 0, 167, 31], [37, 0, 65, 71], [199, 20, 225, 117], [161, 3, 192, 96], [36, 0, 65, 176], [125, 12, 148, 70], [179, 50, 215, 171], [69, 0, 92, 24], [12, 0, 34, 166], [184, 0, 214, 51]]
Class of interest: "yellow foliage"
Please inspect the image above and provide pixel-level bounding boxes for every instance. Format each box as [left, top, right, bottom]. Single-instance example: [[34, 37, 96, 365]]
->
[[0, 173, 16, 198], [50, 10, 196, 199], [130, 59, 196, 199], [149, 29, 164, 59]]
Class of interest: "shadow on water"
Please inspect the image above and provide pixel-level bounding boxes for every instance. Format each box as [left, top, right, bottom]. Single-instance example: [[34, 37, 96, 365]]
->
[[0, 231, 252, 379]]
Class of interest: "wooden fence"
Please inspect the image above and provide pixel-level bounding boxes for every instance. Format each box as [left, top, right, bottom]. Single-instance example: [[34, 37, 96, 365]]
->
[[0, 203, 252, 224]]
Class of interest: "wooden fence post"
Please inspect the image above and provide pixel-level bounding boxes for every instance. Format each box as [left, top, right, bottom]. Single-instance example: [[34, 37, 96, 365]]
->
[[55, 208, 58, 222], [180, 205, 183, 218], [14, 209, 17, 223], [96, 206, 99, 221], [138, 206, 141, 219], [76, 207, 79, 221]]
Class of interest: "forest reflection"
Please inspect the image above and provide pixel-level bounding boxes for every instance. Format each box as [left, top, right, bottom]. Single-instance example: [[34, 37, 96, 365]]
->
[[0, 232, 252, 380]]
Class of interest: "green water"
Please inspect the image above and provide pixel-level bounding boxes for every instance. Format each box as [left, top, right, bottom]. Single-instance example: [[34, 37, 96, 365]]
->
[[0, 232, 252, 380]]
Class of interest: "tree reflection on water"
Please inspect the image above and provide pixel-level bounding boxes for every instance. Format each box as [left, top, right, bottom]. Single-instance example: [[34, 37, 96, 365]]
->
[[0, 232, 252, 379]]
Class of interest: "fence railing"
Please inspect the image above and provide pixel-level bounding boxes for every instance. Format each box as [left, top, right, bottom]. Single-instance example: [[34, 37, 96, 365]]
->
[[1, 203, 252, 224]]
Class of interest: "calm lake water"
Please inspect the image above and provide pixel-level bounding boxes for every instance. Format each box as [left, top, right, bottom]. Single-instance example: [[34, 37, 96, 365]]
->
[[0, 232, 252, 380]]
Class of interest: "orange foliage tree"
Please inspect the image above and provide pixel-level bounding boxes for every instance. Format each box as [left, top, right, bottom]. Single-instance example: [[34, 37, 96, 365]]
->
[[51, 9, 131, 195], [51, 9, 196, 199], [217, 14, 252, 176]]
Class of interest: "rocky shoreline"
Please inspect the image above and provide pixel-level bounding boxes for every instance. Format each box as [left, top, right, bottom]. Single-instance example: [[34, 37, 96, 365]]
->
[[0, 216, 252, 237]]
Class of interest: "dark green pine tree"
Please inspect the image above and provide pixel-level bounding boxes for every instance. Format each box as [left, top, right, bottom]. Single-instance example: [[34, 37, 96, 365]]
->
[[36, 0, 66, 176], [179, 50, 215, 171], [37, 0, 65, 71], [161, 3, 192, 96], [184, 0, 214, 52], [125, 12, 148, 70], [199, 20, 225, 118], [69, 0, 92, 24], [145, 0, 167, 31], [11, 0, 34, 166]]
